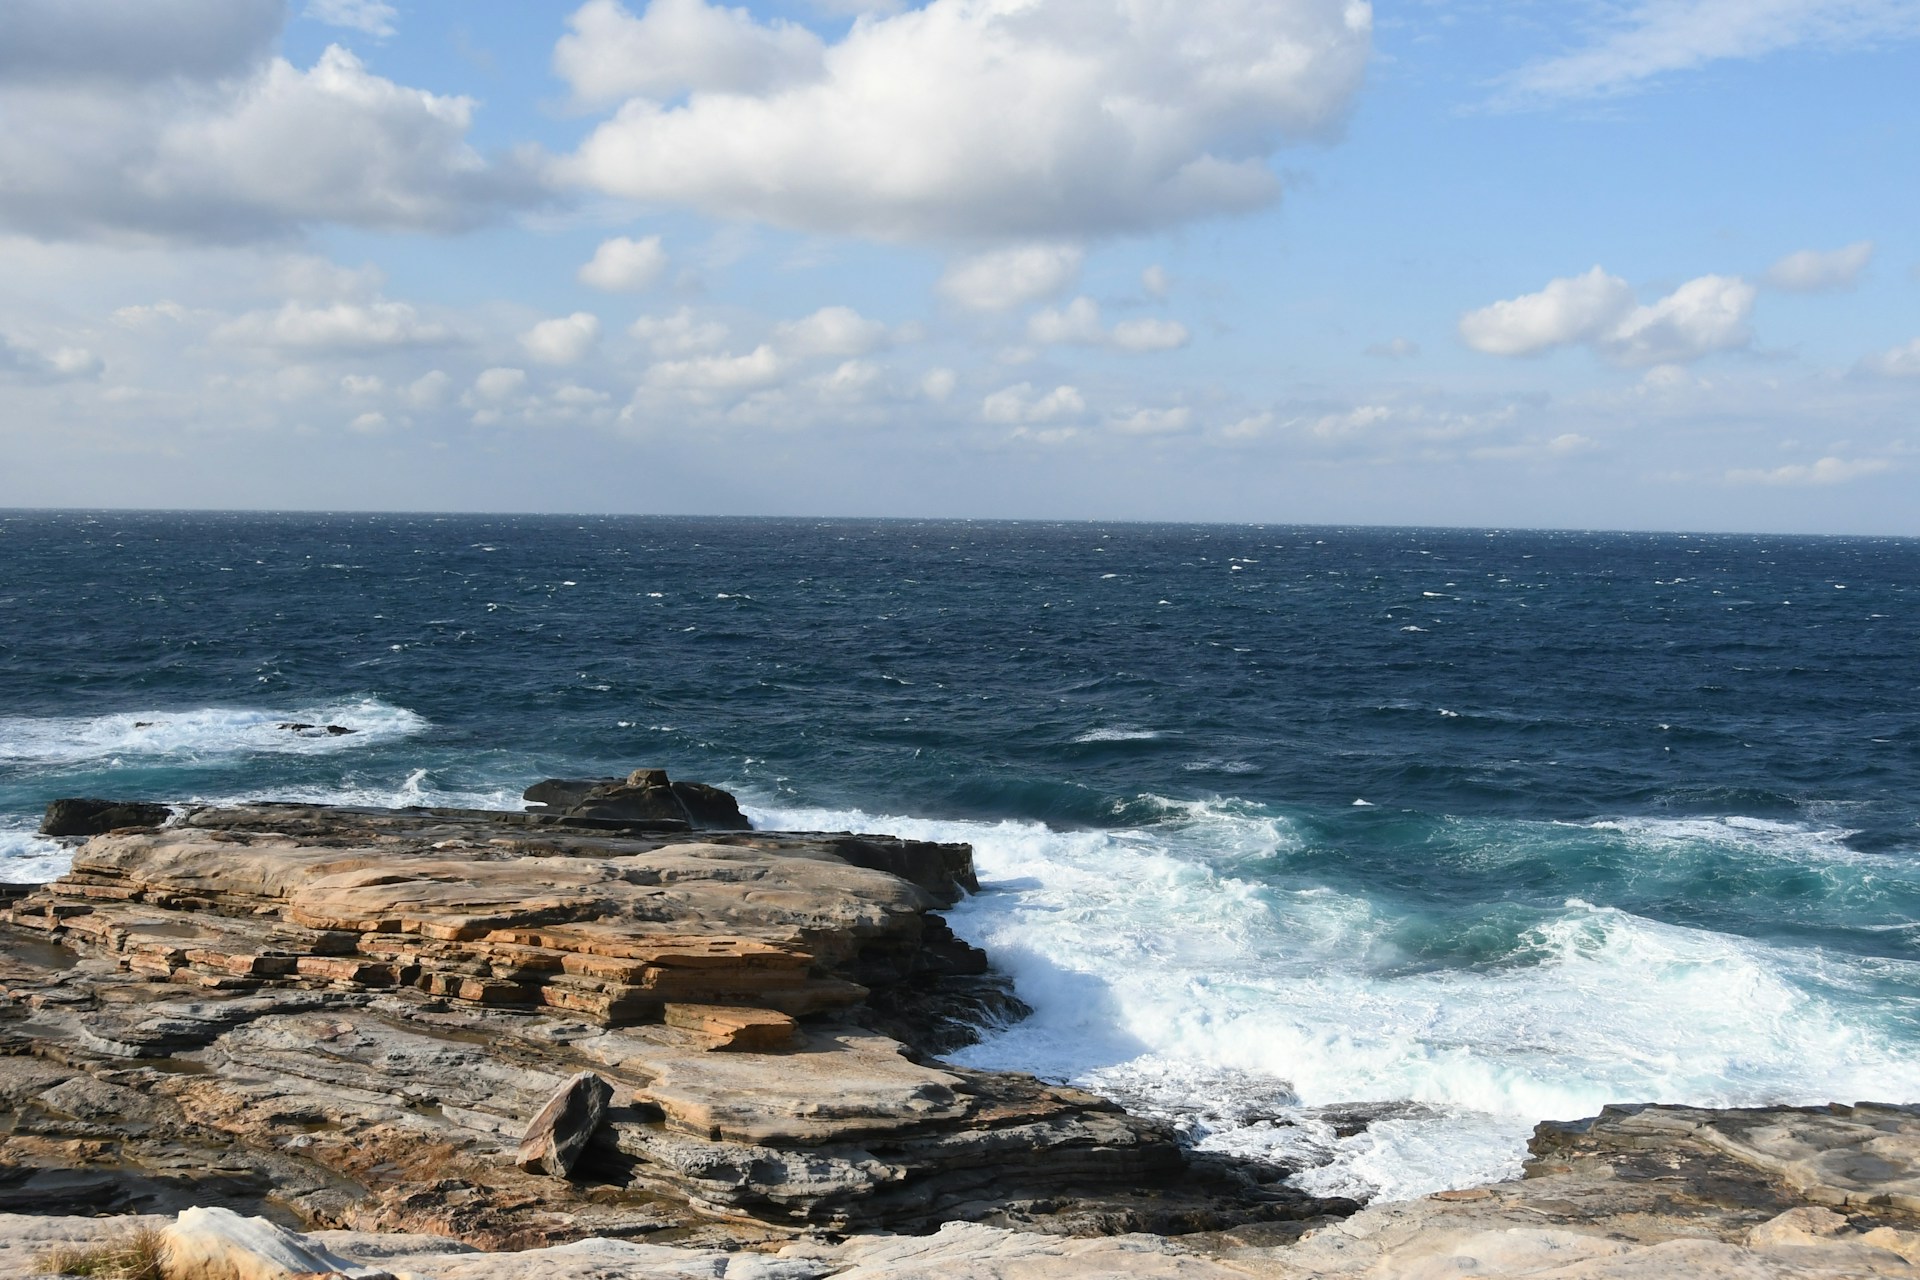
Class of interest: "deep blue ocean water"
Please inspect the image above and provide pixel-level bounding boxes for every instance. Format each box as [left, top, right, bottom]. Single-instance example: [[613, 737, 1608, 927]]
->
[[3, 511, 1916, 1198]]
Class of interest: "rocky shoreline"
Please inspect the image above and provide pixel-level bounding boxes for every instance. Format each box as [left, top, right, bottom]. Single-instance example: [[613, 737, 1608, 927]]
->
[[1, 774, 1916, 1277]]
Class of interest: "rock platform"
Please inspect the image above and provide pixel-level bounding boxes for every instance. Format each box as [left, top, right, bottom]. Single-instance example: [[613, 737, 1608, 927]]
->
[[0, 784, 1340, 1250]]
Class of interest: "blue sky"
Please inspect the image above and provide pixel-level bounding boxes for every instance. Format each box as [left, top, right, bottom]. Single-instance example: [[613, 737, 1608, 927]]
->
[[1, 0, 1915, 531]]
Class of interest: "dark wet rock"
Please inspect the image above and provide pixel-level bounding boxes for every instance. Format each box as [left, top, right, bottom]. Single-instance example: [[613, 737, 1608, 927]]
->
[[670, 781, 750, 831], [40, 798, 173, 838]]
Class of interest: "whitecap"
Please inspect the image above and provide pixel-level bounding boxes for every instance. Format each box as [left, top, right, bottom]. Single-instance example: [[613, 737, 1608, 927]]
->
[[0, 698, 426, 767], [0, 826, 71, 883], [1073, 727, 1162, 744]]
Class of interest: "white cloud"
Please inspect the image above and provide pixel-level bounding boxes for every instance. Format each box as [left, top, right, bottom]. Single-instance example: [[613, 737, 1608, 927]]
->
[[774, 306, 889, 357], [405, 369, 451, 407], [0, 334, 103, 382], [1029, 297, 1192, 352], [521, 312, 602, 365], [1111, 316, 1192, 353], [647, 345, 791, 392], [630, 308, 731, 356], [214, 299, 451, 351], [982, 382, 1085, 423], [813, 359, 883, 397], [1725, 455, 1891, 485], [1309, 404, 1392, 437], [555, 0, 826, 106], [1499, 0, 1920, 102], [305, 0, 398, 38], [578, 235, 669, 292], [1857, 336, 1920, 377], [1458, 266, 1635, 357], [939, 245, 1083, 311], [348, 409, 389, 433], [1599, 275, 1756, 366], [1028, 298, 1107, 345], [1111, 406, 1194, 435], [1461, 267, 1755, 366], [564, 0, 1372, 241], [340, 373, 384, 395], [0, 41, 537, 242], [470, 367, 528, 401], [1765, 240, 1875, 292], [921, 368, 958, 400], [1141, 265, 1172, 300]]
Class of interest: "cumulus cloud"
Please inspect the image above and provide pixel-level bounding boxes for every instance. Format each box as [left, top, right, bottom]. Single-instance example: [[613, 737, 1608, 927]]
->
[[647, 345, 791, 392], [214, 298, 452, 351], [1765, 240, 1875, 291], [555, 0, 826, 106], [1458, 266, 1635, 357], [982, 382, 1085, 423], [578, 235, 668, 292], [305, 0, 399, 38], [1857, 336, 1920, 377], [0, 34, 539, 242], [563, 0, 1373, 241], [630, 308, 730, 356], [921, 368, 958, 400], [1141, 265, 1172, 300], [774, 306, 889, 357], [520, 312, 601, 365], [1460, 267, 1755, 366], [1028, 297, 1191, 352], [939, 245, 1083, 311], [1498, 0, 1920, 102], [470, 367, 528, 401], [1725, 455, 1891, 485]]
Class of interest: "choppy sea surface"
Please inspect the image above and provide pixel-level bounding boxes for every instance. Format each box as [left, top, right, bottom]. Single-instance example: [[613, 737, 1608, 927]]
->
[[3, 511, 1916, 1201]]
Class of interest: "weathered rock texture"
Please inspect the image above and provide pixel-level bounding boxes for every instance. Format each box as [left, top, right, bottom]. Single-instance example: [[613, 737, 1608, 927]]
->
[[0, 795, 1339, 1250]]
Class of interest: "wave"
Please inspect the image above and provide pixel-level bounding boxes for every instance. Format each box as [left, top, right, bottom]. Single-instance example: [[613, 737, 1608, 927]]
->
[[0, 698, 426, 767], [1072, 727, 1163, 743], [0, 825, 70, 883], [744, 794, 1920, 1203]]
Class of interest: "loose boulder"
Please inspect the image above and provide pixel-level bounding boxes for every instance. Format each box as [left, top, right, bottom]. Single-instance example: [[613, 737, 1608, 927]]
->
[[515, 1071, 615, 1178], [40, 798, 172, 838], [159, 1205, 393, 1279]]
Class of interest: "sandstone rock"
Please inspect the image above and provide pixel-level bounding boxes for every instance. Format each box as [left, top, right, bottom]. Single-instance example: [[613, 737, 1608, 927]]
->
[[40, 798, 172, 837], [514, 1071, 614, 1178], [160, 1205, 394, 1279], [663, 1003, 801, 1051]]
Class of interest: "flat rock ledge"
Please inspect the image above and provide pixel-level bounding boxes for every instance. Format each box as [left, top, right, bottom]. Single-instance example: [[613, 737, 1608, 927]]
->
[[3, 1101, 1919, 1279], [0, 792, 1341, 1250]]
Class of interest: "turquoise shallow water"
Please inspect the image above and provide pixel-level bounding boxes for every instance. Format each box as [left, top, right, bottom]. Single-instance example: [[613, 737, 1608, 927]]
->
[[2, 511, 1916, 1197]]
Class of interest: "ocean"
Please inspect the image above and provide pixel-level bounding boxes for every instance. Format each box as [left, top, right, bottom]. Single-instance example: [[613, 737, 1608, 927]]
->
[[3, 510, 1916, 1201]]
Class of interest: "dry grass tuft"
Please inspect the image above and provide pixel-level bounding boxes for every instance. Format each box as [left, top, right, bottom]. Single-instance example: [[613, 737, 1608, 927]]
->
[[34, 1226, 167, 1279]]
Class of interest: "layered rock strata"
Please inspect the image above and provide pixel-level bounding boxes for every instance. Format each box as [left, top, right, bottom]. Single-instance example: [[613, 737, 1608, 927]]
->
[[0, 794, 1342, 1249]]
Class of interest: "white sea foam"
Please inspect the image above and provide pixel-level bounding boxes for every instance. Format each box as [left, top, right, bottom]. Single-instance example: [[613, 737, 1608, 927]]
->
[[0, 826, 71, 883], [745, 795, 1920, 1203], [1073, 727, 1162, 743], [0, 698, 425, 767], [198, 768, 526, 814]]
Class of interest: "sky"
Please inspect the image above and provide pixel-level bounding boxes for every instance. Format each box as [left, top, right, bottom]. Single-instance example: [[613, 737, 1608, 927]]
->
[[0, 0, 1915, 532]]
